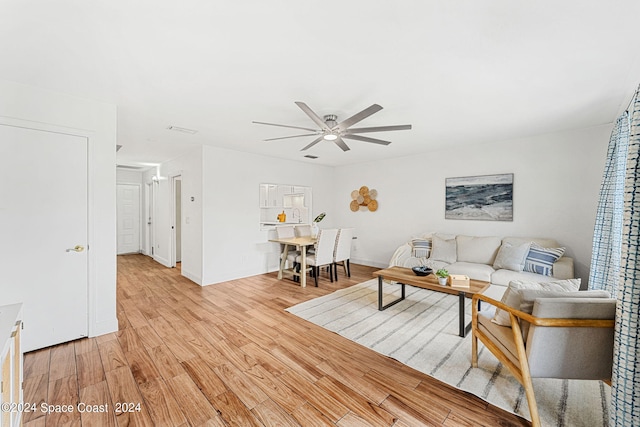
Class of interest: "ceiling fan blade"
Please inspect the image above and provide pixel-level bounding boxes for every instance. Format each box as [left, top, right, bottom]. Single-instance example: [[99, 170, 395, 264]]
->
[[295, 102, 331, 131], [342, 134, 391, 146], [300, 136, 324, 151], [334, 136, 351, 152], [252, 121, 318, 132], [336, 104, 383, 131], [345, 124, 412, 134], [264, 133, 319, 141]]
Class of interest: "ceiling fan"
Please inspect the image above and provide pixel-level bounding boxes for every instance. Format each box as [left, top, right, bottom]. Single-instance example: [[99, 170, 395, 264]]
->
[[253, 102, 412, 152]]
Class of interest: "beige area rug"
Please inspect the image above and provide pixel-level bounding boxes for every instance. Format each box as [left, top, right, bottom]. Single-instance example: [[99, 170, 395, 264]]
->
[[286, 279, 610, 427]]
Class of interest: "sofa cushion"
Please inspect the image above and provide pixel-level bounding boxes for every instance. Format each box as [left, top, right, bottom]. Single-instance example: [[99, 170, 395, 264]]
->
[[518, 289, 610, 313], [503, 236, 559, 249], [491, 268, 563, 287], [447, 262, 494, 282], [430, 235, 457, 263], [523, 242, 566, 276], [492, 278, 581, 327], [456, 235, 501, 264]]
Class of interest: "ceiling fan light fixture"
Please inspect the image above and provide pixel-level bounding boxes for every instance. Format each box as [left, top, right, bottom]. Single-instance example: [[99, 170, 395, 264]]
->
[[254, 102, 412, 152]]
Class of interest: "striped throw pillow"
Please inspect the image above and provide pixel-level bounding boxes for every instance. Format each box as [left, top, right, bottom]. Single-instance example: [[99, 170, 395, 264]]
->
[[411, 238, 432, 258], [523, 243, 565, 276]]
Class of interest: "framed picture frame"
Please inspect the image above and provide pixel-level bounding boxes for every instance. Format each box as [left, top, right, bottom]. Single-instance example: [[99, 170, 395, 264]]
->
[[445, 173, 513, 221]]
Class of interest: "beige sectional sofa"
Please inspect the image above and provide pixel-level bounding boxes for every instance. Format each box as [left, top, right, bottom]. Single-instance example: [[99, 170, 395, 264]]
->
[[389, 233, 575, 299]]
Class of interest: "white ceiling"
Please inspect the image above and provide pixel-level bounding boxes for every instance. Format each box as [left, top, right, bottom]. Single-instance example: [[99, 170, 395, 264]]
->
[[2, 1, 640, 167]]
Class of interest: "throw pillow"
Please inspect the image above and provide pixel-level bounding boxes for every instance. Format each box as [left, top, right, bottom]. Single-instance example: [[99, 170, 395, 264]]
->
[[523, 242, 565, 276], [491, 278, 581, 327], [493, 241, 531, 272], [411, 238, 432, 258], [429, 235, 457, 264], [517, 289, 610, 314]]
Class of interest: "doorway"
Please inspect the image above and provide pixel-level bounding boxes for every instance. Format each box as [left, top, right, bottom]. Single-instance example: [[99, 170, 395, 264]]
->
[[170, 174, 182, 267], [116, 184, 141, 255], [145, 181, 156, 257]]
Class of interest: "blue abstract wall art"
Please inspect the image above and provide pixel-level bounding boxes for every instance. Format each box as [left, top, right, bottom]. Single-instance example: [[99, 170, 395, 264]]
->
[[445, 173, 513, 221]]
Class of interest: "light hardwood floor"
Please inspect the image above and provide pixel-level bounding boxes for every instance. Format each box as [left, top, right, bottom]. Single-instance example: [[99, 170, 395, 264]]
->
[[23, 254, 529, 426]]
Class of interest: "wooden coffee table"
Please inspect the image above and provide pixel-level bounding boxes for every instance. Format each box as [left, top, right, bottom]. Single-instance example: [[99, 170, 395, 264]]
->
[[372, 266, 490, 337]]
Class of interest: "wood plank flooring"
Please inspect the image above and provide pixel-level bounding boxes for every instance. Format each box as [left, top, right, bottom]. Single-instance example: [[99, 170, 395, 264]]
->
[[23, 254, 529, 426]]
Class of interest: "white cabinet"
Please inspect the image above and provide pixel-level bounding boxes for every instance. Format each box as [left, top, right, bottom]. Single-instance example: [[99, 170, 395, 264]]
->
[[0, 304, 23, 427], [259, 184, 278, 207], [259, 183, 313, 228], [276, 185, 294, 202]]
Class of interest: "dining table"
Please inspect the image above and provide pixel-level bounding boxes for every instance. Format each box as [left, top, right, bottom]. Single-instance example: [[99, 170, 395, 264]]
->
[[269, 235, 317, 287]]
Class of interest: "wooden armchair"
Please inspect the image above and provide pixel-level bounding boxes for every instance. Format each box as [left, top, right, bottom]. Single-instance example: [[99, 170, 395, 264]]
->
[[471, 293, 616, 427]]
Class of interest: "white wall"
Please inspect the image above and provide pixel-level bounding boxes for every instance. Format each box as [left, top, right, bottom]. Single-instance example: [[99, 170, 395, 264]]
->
[[333, 125, 612, 283], [147, 145, 335, 286], [0, 79, 117, 337], [201, 145, 335, 285]]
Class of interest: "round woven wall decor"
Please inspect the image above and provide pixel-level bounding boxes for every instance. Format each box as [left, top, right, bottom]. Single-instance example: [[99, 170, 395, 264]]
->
[[350, 186, 378, 212]]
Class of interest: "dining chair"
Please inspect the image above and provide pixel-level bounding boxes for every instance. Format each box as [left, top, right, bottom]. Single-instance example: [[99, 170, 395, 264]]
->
[[297, 228, 338, 287], [333, 228, 354, 280], [294, 224, 311, 237], [275, 225, 299, 269], [294, 224, 314, 256]]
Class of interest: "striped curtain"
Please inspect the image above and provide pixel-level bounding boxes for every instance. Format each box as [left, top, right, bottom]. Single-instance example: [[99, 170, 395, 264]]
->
[[589, 112, 629, 293], [609, 87, 640, 426]]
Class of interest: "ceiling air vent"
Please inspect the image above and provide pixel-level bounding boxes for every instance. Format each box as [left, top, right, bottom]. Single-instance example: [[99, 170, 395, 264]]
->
[[304, 155, 318, 159], [167, 125, 198, 134]]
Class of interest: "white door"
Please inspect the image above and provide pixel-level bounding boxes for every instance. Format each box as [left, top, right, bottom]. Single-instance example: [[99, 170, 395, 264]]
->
[[117, 184, 140, 254], [0, 124, 88, 352]]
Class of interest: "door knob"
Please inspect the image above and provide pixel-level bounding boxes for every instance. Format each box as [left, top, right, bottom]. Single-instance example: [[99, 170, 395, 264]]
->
[[66, 245, 85, 253]]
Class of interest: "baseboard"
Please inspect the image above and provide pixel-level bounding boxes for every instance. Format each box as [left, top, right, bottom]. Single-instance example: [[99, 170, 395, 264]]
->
[[90, 317, 118, 338], [350, 257, 388, 269], [182, 269, 202, 286], [153, 254, 171, 268]]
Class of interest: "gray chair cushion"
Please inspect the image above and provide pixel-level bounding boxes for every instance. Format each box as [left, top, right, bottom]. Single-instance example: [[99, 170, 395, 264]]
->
[[526, 298, 616, 379]]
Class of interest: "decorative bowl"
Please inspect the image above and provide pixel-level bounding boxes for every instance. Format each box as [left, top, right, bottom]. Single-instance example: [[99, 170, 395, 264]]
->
[[412, 266, 433, 277]]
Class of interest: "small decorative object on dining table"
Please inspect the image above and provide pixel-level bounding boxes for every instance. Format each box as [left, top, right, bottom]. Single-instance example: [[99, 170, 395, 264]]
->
[[436, 268, 449, 286], [311, 212, 326, 238]]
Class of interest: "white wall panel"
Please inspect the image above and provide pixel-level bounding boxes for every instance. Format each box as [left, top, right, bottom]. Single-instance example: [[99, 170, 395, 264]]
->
[[201, 145, 335, 285]]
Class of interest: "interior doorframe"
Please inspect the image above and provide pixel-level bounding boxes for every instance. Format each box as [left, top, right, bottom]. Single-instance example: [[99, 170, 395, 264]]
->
[[0, 117, 92, 338], [169, 172, 183, 268], [144, 181, 155, 257], [116, 182, 143, 255]]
